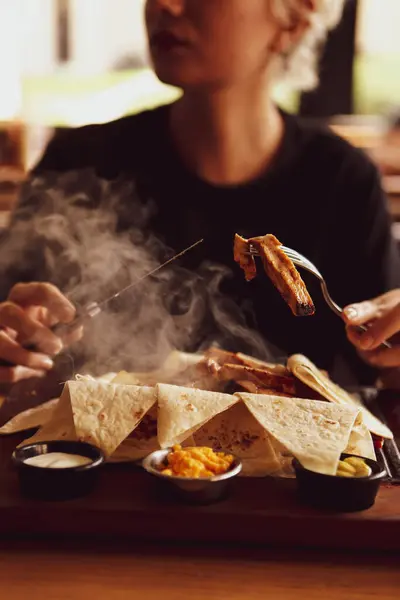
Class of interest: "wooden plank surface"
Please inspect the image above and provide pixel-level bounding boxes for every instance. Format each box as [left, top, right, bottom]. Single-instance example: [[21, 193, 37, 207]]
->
[[1, 430, 399, 551], [0, 539, 399, 600], [0, 385, 399, 551]]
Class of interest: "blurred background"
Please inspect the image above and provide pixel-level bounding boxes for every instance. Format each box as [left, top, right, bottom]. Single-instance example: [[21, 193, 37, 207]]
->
[[0, 0, 399, 229]]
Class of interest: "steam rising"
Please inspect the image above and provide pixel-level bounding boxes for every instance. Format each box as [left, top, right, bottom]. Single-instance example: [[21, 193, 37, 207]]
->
[[1, 169, 278, 375]]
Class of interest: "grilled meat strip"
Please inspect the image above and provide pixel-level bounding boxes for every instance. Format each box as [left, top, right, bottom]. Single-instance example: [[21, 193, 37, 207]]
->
[[200, 348, 297, 395], [236, 352, 292, 377], [204, 347, 243, 366], [249, 234, 315, 317], [236, 380, 295, 396], [211, 362, 297, 396], [234, 234, 257, 281]]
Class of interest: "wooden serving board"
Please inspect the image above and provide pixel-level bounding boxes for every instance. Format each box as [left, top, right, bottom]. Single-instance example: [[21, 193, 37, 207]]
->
[[0, 433, 399, 551], [0, 388, 400, 551]]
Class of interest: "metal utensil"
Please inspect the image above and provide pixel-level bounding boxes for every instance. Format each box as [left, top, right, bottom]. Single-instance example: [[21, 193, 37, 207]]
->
[[53, 238, 204, 338], [249, 243, 392, 350], [0, 238, 204, 366]]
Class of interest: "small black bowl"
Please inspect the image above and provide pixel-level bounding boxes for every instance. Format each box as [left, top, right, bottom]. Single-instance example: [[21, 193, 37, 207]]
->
[[293, 453, 386, 513], [12, 440, 104, 501]]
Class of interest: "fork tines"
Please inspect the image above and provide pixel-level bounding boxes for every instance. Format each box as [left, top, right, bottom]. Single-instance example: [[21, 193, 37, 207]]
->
[[248, 244, 259, 256]]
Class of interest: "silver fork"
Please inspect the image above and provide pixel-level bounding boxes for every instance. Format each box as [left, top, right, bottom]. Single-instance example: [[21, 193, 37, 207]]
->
[[249, 244, 391, 350]]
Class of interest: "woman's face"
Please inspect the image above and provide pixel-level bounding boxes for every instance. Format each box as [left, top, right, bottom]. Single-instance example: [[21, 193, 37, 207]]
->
[[145, 0, 282, 90]]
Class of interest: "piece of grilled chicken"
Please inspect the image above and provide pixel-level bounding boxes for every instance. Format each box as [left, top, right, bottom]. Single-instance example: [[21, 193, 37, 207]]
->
[[234, 233, 315, 317], [201, 347, 297, 396]]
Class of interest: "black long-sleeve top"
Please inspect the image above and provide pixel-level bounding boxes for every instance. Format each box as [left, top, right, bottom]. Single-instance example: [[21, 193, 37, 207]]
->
[[1, 104, 399, 383]]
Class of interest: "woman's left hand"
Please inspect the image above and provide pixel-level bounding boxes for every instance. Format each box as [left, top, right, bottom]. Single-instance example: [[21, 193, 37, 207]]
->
[[343, 290, 400, 369]]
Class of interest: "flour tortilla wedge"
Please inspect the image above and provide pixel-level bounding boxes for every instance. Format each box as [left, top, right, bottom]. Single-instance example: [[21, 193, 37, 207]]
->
[[193, 401, 281, 476], [1, 372, 116, 437], [109, 405, 159, 462], [237, 393, 360, 475], [110, 411, 194, 463], [69, 381, 156, 456], [0, 398, 59, 435], [288, 354, 393, 439], [345, 412, 376, 460], [156, 384, 239, 448], [18, 387, 77, 447]]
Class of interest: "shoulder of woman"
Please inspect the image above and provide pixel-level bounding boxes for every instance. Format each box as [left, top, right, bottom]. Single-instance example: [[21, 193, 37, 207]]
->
[[31, 105, 167, 177], [293, 114, 378, 178]]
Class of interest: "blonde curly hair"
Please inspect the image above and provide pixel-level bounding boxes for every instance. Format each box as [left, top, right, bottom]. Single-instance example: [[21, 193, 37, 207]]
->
[[271, 0, 345, 91]]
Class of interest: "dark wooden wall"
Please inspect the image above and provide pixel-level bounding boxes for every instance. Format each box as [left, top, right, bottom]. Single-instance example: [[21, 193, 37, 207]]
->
[[299, 0, 358, 118]]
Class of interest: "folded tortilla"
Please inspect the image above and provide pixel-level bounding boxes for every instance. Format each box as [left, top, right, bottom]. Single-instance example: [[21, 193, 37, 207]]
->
[[16, 384, 158, 462], [0, 398, 59, 435], [193, 401, 281, 476], [156, 384, 239, 448], [0, 374, 115, 438], [68, 380, 157, 457], [345, 412, 376, 460], [19, 388, 77, 447], [288, 354, 393, 439], [109, 405, 159, 462], [237, 393, 360, 476], [110, 416, 195, 463]]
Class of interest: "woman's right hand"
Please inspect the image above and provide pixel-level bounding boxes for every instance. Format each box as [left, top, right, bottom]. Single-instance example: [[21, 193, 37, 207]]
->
[[0, 282, 76, 383]]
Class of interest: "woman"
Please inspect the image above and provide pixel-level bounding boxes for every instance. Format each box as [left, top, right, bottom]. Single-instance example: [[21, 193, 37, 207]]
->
[[1, 0, 400, 386]]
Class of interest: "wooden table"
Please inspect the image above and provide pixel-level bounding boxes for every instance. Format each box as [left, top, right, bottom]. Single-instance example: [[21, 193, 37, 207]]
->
[[0, 539, 398, 600], [0, 390, 399, 599], [0, 387, 399, 551]]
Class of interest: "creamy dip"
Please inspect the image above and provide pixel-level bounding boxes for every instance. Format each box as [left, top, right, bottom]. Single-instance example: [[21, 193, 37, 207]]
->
[[24, 452, 92, 469]]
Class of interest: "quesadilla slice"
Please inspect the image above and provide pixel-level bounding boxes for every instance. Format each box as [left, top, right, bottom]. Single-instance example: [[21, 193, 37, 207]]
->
[[288, 354, 393, 439], [156, 384, 238, 448], [110, 418, 196, 463], [110, 405, 159, 462], [237, 393, 360, 475], [69, 380, 156, 457], [345, 412, 376, 460], [19, 387, 77, 447], [193, 401, 281, 476]]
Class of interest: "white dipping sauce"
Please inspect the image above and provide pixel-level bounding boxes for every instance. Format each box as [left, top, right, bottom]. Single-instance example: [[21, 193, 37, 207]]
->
[[24, 452, 92, 469]]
